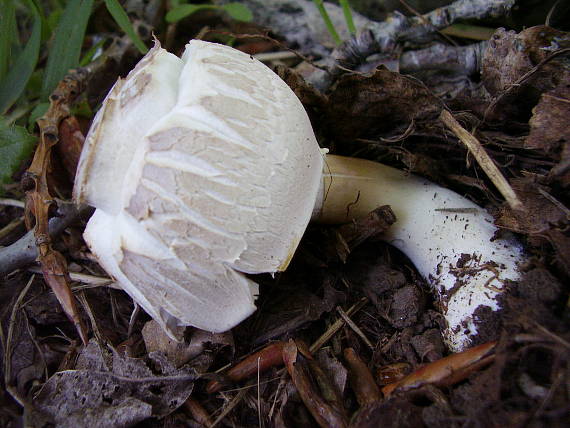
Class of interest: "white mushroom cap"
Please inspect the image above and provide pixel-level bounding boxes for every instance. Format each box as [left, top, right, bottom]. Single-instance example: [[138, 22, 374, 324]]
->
[[74, 40, 323, 338]]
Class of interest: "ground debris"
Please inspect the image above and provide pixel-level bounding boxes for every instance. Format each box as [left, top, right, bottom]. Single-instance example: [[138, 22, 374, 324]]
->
[[26, 339, 197, 427], [1, 2, 569, 428], [482, 25, 570, 123], [325, 67, 443, 141]]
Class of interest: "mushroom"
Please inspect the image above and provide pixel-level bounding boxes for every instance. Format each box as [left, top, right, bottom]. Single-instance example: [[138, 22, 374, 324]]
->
[[74, 40, 524, 351]]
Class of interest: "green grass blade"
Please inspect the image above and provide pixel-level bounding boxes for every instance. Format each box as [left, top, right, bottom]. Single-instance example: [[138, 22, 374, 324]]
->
[[0, 0, 17, 81], [166, 4, 216, 23], [312, 0, 342, 45], [0, 0, 41, 114], [41, 0, 94, 100], [222, 3, 253, 22], [79, 38, 107, 67], [104, 0, 148, 54], [339, 0, 356, 35], [0, 117, 36, 195]]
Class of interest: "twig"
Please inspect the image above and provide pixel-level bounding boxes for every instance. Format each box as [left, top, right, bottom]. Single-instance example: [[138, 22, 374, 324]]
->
[[206, 342, 286, 393], [397, 0, 458, 46], [536, 187, 570, 219], [27, 267, 116, 288], [77, 291, 100, 343], [533, 323, 570, 349], [312, 0, 515, 89], [309, 297, 368, 354], [336, 306, 374, 350], [23, 66, 91, 345], [0, 199, 25, 209], [127, 302, 140, 339], [439, 109, 523, 211], [400, 41, 487, 74], [206, 30, 330, 72], [254, 51, 298, 62], [219, 0, 515, 90], [382, 341, 496, 397], [283, 340, 348, 428], [210, 388, 248, 427], [0, 202, 92, 276]]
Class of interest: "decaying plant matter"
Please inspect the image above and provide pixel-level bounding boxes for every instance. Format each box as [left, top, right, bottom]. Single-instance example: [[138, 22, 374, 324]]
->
[[21, 72, 90, 345], [1, 1, 568, 427]]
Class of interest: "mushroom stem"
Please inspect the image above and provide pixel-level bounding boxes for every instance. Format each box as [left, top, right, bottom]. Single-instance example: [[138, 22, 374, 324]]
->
[[312, 155, 524, 352]]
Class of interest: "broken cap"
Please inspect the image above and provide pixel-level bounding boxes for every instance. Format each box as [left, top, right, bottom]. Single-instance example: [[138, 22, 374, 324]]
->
[[74, 40, 323, 338]]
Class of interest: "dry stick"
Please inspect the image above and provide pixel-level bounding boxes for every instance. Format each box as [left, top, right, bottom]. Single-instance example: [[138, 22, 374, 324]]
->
[[536, 187, 570, 219], [399, 41, 487, 74], [533, 322, 570, 349], [77, 291, 103, 344], [336, 306, 374, 350], [382, 340, 497, 397], [0, 199, 25, 209], [23, 70, 90, 346], [27, 267, 116, 288], [440, 24, 496, 41], [207, 299, 369, 397], [210, 388, 248, 428], [397, 0, 458, 47], [310, 297, 368, 354], [439, 109, 523, 211], [218, 0, 515, 90], [0, 202, 93, 276], [206, 342, 286, 393], [317, 0, 515, 89], [283, 340, 348, 428], [1, 36, 133, 343]]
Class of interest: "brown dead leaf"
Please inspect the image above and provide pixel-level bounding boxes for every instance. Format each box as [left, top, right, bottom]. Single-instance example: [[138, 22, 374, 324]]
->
[[29, 339, 197, 427], [495, 177, 566, 234], [482, 26, 570, 122], [57, 116, 85, 181], [274, 65, 328, 111], [325, 67, 443, 140], [142, 320, 234, 368], [526, 83, 570, 187], [483, 26, 570, 95], [526, 84, 570, 155], [250, 275, 345, 345], [495, 177, 570, 275]]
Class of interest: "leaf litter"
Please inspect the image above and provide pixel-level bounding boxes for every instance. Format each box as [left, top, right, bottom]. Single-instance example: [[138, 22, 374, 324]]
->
[[0, 2, 569, 427]]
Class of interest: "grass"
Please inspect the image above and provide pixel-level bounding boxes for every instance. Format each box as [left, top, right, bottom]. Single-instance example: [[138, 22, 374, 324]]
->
[[0, 0, 155, 194]]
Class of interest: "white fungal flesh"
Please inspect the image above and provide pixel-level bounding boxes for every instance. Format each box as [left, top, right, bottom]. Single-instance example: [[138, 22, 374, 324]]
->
[[74, 40, 323, 338], [313, 155, 525, 352]]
